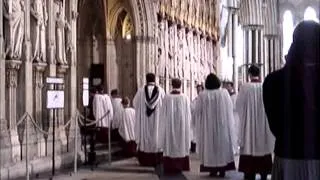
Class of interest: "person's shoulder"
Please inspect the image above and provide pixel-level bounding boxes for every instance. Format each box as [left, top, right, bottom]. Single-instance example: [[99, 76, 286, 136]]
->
[[264, 68, 285, 87]]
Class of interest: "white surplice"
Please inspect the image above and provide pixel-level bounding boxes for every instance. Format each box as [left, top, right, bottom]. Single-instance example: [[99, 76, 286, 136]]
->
[[133, 85, 165, 153], [236, 83, 275, 156], [230, 93, 240, 153], [111, 97, 123, 129], [159, 93, 191, 158], [92, 94, 114, 128], [119, 107, 136, 142], [195, 89, 235, 167], [191, 97, 200, 142]]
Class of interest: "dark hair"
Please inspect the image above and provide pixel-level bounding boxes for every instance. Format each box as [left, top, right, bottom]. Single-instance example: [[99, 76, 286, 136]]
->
[[96, 85, 104, 94], [111, 89, 119, 96], [196, 84, 204, 90], [248, 65, 260, 77], [121, 97, 130, 106], [146, 73, 156, 83], [227, 81, 234, 87], [205, 73, 221, 90], [171, 78, 182, 89]]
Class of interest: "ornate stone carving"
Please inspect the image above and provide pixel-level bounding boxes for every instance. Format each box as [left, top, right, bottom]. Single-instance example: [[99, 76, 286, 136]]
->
[[5, 60, 21, 130], [3, 0, 25, 60], [156, 20, 166, 77], [177, 27, 184, 78], [55, 1, 71, 65], [168, 23, 176, 78], [31, 0, 48, 63]]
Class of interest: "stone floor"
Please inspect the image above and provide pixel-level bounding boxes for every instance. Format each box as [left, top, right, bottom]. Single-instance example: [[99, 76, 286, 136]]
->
[[33, 155, 271, 180]]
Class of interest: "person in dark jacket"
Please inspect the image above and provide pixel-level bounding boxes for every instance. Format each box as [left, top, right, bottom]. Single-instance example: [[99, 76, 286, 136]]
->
[[263, 21, 320, 180]]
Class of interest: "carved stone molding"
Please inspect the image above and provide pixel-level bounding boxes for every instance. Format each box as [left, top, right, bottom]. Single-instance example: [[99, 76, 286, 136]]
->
[[57, 65, 69, 76], [5, 60, 22, 89], [33, 63, 47, 88], [5, 60, 21, 130]]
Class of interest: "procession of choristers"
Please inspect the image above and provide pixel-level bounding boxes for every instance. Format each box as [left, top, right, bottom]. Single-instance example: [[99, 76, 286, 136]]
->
[[90, 20, 320, 180]]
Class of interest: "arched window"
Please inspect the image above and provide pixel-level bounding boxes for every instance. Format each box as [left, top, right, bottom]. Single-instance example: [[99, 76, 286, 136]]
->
[[304, 7, 319, 22], [282, 10, 294, 58]]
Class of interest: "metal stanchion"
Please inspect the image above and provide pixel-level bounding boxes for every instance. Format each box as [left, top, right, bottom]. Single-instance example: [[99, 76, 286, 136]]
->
[[108, 120, 111, 165], [26, 115, 29, 180], [84, 107, 87, 164], [74, 114, 78, 174], [52, 107, 56, 176]]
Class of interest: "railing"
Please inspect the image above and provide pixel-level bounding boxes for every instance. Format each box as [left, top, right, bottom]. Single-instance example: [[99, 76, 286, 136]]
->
[[0, 109, 112, 180]]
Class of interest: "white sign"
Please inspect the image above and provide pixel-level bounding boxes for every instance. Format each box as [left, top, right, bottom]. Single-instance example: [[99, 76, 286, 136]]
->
[[83, 78, 89, 90], [46, 77, 64, 84], [82, 90, 89, 106], [82, 78, 89, 106], [47, 90, 65, 109]]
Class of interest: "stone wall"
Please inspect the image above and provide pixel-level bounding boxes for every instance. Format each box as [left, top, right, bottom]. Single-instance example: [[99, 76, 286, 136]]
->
[[153, 0, 220, 99], [0, 0, 80, 173]]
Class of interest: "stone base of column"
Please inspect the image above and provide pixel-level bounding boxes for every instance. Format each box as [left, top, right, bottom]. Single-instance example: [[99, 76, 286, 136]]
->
[[9, 129, 21, 163], [0, 126, 11, 167], [46, 128, 63, 156], [20, 126, 39, 161], [37, 134, 46, 157]]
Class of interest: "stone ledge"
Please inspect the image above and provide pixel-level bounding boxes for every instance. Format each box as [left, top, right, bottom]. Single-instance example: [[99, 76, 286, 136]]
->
[[0, 151, 84, 180]]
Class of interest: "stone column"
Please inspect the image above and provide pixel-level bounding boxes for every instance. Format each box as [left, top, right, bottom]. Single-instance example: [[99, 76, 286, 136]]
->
[[57, 65, 69, 153], [229, 7, 239, 92], [20, 0, 38, 160], [33, 63, 47, 157], [0, 0, 10, 167], [243, 25, 264, 81], [66, 0, 80, 153], [5, 60, 22, 163], [46, 0, 58, 156]]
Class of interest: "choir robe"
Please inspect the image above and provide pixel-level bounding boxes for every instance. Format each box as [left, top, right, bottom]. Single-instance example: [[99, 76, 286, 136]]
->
[[118, 107, 137, 157], [236, 82, 275, 175], [190, 97, 199, 149], [92, 94, 114, 143], [111, 97, 123, 141], [195, 89, 236, 173], [230, 93, 240, 154], [159, 92, 191, 174], [133, 85, 165, 166]]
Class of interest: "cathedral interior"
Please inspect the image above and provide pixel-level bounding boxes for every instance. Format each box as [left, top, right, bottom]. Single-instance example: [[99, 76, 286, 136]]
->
[[0, 0, 319, 179]]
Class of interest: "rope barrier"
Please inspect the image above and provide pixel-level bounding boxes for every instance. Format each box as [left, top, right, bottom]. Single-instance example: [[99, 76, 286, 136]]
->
[[1, 109, 114, 179], [77, 110, 111, 127]]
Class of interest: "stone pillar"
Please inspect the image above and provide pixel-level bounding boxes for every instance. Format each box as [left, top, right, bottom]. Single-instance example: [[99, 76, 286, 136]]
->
[[46, 0, 59, 156], [20, 0, 38, 160], [243, 25, 264, 81], [33, 63, 47, 157], [230, 7, 239, 92], [66, 0, 80, 154], [57, 65, 69, 152], [0, 0, 9, 166], [5, 60, 22, 163]]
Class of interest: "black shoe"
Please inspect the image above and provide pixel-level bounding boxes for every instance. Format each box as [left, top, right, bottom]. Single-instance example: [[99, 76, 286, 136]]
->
[[244, 173, 255, 180], [260, 173, 268, 180], [209, 171, 218, 177], [218, 171, 226, 177]]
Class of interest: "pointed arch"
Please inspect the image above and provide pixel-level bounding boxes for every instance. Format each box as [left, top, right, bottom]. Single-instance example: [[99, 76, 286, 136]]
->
[[282, 10, 294, 57]]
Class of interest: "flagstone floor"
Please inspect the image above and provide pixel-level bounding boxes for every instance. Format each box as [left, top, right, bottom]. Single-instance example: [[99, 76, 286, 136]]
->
[[33, 155, 271, 180]]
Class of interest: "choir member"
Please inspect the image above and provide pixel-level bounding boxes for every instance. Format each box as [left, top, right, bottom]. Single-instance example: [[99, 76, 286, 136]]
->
[[195, 74, 235, 177], [160, 78, 191, 174], [236, 65, 275, 180], [133, 73, 165, 167]]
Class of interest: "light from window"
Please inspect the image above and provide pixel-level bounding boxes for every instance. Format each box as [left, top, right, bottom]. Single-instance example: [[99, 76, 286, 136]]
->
[[282, 10, 294, 59]]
